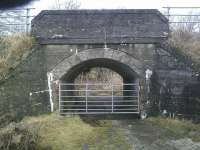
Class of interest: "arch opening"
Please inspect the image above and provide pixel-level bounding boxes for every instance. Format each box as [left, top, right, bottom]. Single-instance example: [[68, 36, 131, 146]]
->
[[58, 58, 140, 114], [61, 58, 138, 83]]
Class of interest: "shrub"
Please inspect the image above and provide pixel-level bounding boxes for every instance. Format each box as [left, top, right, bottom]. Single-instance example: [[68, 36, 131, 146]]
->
[[0, 33, 34, 81], [168, 30, 200, 69], [0, 122, 40, 150], [147, 117, 200, 142]]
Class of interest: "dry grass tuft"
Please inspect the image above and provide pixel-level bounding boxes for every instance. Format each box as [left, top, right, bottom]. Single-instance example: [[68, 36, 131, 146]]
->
[[0, 113, 131, 150], [75, 67, 123, 84], [147, 117, 200, 142], [169, 30, 200, 68], [0, 122, 40, 150], [0, 33, 34, 80], [74, 67, 123, 96]]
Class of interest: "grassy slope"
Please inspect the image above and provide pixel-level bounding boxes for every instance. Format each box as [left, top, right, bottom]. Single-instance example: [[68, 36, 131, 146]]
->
[[1, 32, 200, 149], [147, 117, 200, 142], [169, 31, 200, 69], [0, 33, 34, 81], [10, 113, 131, 150]]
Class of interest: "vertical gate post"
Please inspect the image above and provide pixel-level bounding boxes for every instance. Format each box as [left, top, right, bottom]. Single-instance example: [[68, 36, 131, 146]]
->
[[85, 83, 88, 112], [112, 84, 114, 112], [59, 82, 61, 114], [137, 83, 140, 113]]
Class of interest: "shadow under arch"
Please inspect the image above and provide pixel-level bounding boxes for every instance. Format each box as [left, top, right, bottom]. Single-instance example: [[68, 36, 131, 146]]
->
[[51, 48, 143, 81], [61, 58, 138, 83], [61, 57, 139, 103]]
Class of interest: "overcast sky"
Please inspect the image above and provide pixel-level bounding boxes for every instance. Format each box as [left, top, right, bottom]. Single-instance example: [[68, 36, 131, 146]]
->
[[27, 0, 200, 15]]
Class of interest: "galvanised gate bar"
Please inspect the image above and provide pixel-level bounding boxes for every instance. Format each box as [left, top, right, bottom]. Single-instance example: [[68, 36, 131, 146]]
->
[[59, 83, 140, 114]]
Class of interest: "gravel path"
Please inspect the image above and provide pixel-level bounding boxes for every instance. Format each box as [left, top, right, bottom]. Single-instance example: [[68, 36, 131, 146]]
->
[[112, 119, 200, 150]]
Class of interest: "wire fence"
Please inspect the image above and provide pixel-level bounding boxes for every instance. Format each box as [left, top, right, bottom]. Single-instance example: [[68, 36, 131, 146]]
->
[[162, 7, 200, 32], [1, 7, 200, 35], [0, 8, 35, 35]]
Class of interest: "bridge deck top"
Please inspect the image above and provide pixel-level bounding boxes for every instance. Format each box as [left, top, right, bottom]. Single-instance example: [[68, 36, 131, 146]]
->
[[32, 9, 169, 45]]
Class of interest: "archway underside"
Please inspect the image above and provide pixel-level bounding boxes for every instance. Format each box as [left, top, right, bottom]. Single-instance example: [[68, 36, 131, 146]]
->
[[61, 58, 137, 83], [58, 58, 140, 114]]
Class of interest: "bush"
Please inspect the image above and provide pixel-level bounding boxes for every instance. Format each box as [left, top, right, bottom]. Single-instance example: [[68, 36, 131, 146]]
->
[[0, 122, 40, 150], [0, 33, 34, 81], [147, 117, 200, 142], [168, 30, 200, 69]]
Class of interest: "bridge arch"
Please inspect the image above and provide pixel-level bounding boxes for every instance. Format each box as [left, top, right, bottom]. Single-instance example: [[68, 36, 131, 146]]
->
[[51, 48, 144, 82], [49, 48, 145, 112]]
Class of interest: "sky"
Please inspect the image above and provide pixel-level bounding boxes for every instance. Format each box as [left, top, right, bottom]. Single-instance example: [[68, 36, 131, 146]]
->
[[26, 0, 200, 15]]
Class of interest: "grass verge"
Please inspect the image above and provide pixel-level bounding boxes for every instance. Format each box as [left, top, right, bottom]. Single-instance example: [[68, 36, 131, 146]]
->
[[0, 113, 131, 150], [147, 117, 200, 142]]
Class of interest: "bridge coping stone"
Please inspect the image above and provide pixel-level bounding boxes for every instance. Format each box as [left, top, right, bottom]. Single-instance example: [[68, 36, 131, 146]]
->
[[32, 9, 169, 44]]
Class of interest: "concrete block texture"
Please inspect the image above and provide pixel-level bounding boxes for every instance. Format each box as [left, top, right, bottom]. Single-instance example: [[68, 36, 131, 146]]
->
[[32, 9, 168, 44]]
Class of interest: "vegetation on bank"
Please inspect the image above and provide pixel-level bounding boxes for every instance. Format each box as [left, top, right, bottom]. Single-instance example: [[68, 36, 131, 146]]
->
[[0, 26, 200, 150], [147, 117, 200, 142], [0, 33, 34, 81], [0, 113, 131, 150], [168, 30, 200, 70]]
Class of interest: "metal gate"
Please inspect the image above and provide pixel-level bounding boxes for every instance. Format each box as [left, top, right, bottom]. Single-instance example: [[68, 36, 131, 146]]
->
[[59, 83, 140, 115]]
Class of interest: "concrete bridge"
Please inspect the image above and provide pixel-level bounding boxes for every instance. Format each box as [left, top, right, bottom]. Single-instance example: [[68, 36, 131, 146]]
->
[[0, 9, 198, 118], [32, 9, 169, 114]]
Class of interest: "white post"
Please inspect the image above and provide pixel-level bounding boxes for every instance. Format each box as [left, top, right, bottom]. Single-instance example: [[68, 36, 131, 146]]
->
[[47, 72, 54, 112], [145, 69, 152, 93]]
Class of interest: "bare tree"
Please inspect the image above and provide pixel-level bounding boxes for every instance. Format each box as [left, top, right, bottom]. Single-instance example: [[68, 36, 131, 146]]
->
[[0, 0, 81, 35], [52, 0, 81, 10], [171, 14, 200, 33], [167, 11, 200, 68]]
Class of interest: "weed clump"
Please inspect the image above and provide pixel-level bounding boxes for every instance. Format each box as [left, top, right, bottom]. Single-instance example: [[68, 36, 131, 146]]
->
[[0, 113, 131, 150], [0, 33, 34, 81], [0, 122, 40, 150], [147, 117, 200, 142]]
